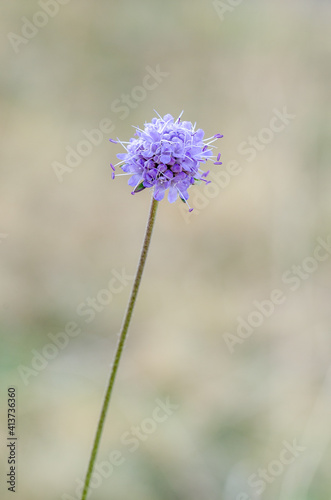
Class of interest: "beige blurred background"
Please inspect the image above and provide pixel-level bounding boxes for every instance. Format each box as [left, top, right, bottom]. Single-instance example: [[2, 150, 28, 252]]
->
[[1, 1, 331, 499]]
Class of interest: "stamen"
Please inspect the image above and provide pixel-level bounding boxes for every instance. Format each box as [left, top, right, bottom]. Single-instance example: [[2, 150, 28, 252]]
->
[[131, 177, 144, 195], [116, 138, 129, 151], [177, 186, 193, 212], [184, 154, 194, 163], [153, 110, 163, 120], [177, 110, 184, 123], [114, 160, 126, 167], [205, 138, 220, 146], [204, 133, 223, 143], [132, 125, 145, 134]]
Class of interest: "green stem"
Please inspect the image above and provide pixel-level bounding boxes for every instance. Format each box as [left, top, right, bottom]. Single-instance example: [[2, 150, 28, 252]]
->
[[81, 196, 158, 500]]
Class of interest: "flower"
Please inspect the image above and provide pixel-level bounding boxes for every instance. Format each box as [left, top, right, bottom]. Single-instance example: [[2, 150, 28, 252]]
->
[[110, 112, 223, 211]]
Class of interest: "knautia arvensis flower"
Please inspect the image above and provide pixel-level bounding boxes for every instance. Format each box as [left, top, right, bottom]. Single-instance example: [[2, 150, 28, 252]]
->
[[110, 112, 223, 211], [80, 113, 224, 500]]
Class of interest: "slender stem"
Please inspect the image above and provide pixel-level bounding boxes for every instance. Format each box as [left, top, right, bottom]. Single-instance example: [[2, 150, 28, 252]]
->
[[81, 196, 158, 500]]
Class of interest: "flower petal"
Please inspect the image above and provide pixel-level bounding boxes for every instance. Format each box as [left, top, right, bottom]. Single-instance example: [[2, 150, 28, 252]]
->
[[128, 174, 142, 187], [168, 185, 178, 203], [154, 187, 166, 201]]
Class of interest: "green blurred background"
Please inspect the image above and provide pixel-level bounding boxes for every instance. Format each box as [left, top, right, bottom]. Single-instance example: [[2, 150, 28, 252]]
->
[[1, 1, 331, 499]]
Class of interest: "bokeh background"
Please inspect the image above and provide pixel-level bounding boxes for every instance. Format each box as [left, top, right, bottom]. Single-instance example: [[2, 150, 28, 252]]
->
[[1, 1, 331, 499]]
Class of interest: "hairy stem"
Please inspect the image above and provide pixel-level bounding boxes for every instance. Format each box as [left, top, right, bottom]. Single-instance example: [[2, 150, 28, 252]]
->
[[81, 196, 158, 500]]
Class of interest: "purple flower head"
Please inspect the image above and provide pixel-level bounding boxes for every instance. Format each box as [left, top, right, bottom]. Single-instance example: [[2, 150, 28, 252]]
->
[[110, 112, 223, 210]]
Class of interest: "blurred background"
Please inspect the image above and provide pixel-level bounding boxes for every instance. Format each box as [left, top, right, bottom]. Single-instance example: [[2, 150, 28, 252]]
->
[[1, 1, 331, 499]]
